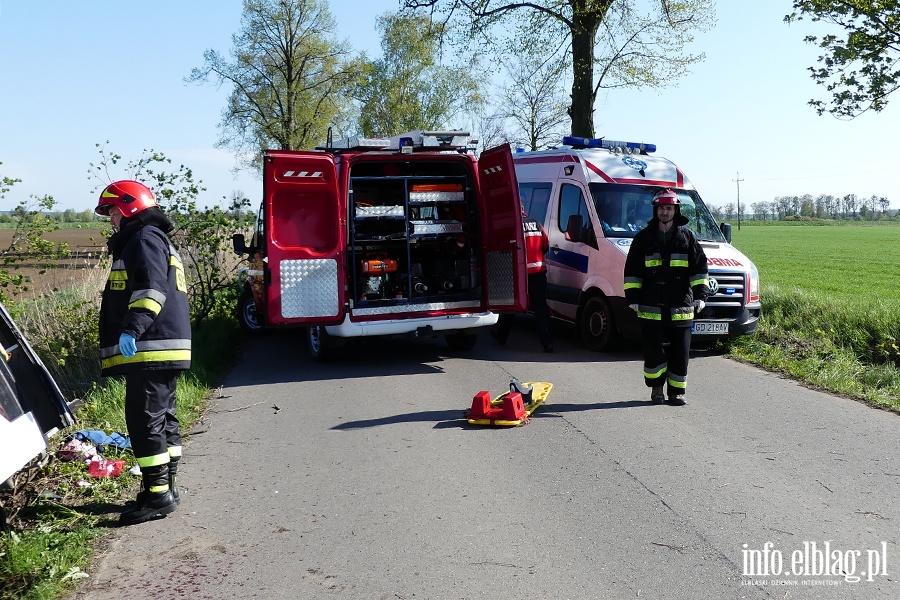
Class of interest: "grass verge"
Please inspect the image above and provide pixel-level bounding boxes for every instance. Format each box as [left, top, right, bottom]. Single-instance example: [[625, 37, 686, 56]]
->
[[727, 283, 900, 412], [0, 315, 243, 600]]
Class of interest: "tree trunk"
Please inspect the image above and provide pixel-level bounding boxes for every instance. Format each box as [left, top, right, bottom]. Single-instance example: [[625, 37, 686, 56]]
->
[[568, 2, 607, 138]]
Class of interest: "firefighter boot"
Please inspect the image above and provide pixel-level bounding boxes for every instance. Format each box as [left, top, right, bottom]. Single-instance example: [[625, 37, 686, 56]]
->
[[168, 457, 180, 505], [650, 386, 665, 404], [119, 465, 177, 526], [666, 394, 686, 406]]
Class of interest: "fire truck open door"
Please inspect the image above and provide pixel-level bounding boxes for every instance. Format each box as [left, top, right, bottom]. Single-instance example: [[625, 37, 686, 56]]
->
[[263, 151, 345, 326], [477, 144, 528, 312]]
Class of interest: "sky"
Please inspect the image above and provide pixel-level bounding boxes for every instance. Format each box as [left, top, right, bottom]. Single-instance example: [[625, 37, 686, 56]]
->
[[1, 1, 898, 213]]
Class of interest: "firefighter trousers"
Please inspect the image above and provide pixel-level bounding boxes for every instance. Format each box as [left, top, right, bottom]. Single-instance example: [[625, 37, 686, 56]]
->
[[640, 324, 691, 397], [124, 369, 181, 468]]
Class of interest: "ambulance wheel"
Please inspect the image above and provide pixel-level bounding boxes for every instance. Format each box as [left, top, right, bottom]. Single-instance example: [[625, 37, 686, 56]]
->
[[307, 325, 332, 362], [580, 296, 617, 352], [445, 332, 478, 351], [237, 288, 264, 333]]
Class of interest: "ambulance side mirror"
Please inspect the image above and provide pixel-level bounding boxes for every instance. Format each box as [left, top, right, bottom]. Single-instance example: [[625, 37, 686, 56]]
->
[[565, 215, 584, 243], [719, 222, 732, 243], [232, 233, 248, 256]]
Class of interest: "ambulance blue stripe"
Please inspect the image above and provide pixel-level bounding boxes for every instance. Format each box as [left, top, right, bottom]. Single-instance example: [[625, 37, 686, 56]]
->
[[546, 283, 581, 306], [547, 248, 589, 274]]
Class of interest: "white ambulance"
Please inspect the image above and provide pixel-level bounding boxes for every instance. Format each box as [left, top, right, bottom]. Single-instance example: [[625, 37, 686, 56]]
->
[[232, 131, 529, 360], [512, 136, 760, 351]]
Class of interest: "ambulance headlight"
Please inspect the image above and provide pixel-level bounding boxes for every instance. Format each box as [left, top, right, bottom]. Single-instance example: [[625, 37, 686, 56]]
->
[[748, 263, 760, 303]]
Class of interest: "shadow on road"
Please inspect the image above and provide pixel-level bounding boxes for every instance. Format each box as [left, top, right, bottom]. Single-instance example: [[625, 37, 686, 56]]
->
[[233, 321, 646, 387], [330, 397, 654, 431]]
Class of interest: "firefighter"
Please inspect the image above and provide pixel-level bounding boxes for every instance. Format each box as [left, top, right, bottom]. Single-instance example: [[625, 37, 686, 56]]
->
[[95, 180, 191, 525], [624, 188, 708, 405], [492, 207, 553, 352]]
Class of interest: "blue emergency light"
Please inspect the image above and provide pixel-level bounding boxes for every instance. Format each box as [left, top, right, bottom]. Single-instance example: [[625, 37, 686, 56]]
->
[[398, 136, 414, 154], [562, 136, 656, 154]]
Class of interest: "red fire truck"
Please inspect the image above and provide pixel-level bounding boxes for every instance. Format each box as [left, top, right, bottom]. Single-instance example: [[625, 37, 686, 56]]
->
[[232, 131, 528, 360]]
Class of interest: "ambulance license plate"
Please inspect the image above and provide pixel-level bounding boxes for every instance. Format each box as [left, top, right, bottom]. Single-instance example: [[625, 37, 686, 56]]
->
[[692, 322, 728, 335]]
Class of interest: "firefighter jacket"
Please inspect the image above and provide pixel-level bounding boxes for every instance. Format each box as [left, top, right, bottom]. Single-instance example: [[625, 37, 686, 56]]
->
[[523, 214, 549, 275], [623, 217, 709, 327], [99, 208, 192, 376]]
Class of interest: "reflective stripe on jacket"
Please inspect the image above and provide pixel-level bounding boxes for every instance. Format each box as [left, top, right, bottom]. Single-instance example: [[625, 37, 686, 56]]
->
[[524, 214, 549, 274], [623, 223, 709, 327], [99, 224, 192, 375]]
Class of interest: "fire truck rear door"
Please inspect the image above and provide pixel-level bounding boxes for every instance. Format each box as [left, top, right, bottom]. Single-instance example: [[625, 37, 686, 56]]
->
[[263, 151, 345, 325], [477, 144, 528, 312]]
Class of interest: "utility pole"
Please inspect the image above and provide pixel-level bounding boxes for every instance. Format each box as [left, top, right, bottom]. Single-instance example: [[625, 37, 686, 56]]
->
[[733, 172, 744, 230]]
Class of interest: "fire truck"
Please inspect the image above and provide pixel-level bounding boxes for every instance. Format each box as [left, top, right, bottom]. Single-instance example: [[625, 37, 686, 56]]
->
[[232, 131, 528, 360]]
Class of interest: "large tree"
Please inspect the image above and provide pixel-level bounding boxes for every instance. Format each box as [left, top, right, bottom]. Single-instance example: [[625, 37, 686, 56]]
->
[[786, 1, 900, 118], [355, 12, 484, 136], [402, 0, 715, 138], [187, 0, 364, 165]]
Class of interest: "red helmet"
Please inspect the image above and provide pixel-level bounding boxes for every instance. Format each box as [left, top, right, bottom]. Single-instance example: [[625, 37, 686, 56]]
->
[[95, 180, 157, 217], [651, 188, 680, 206]]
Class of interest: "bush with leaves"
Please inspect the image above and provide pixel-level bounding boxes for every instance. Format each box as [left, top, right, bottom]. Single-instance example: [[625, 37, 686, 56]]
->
[[88, 142, 256, 328]]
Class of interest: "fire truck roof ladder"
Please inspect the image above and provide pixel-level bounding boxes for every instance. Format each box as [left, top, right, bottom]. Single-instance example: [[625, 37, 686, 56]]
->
[[320, 135, 391, 151], [388, 130, 472, 153]]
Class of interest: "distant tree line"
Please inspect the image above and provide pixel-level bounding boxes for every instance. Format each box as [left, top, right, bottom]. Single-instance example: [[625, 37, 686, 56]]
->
[[0, 209, 99, 225], [708, 193, 896, 222]]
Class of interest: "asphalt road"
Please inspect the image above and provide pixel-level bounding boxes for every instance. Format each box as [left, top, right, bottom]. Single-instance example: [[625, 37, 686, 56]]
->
[[71, 320, 899, 599]]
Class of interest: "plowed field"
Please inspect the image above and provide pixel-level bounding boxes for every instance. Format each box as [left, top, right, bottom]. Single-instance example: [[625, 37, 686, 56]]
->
[[0, 227, 107, 297]]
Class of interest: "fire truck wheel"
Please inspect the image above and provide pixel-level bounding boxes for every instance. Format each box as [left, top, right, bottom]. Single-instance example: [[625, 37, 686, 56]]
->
[[580, 296, 617, 352], [445, 332, 478, 351], [307, 325, 332, 362], [237, 288, 264, 333]]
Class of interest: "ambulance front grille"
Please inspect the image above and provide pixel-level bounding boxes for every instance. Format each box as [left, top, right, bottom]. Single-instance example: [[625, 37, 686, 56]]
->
[[705, 271, 746, 319], [280, 258, 339, 318]]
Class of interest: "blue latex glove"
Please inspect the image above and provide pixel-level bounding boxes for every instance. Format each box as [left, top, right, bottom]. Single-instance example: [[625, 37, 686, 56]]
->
[[119, 333, 137, 358]]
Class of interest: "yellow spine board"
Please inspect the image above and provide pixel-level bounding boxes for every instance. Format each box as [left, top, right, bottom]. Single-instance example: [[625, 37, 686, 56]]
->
[[466, 382, 552, 426]]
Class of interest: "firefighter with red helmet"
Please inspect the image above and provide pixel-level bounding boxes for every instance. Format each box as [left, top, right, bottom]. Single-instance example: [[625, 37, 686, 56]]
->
[[96, 180, 191, 525], [624, 188, 708, 405], [492, 207, 553, 352]]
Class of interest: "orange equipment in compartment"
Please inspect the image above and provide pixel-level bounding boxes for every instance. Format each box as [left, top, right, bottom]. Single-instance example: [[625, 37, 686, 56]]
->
[[361, 255, 398, 273], [409, 183, 463, 193]]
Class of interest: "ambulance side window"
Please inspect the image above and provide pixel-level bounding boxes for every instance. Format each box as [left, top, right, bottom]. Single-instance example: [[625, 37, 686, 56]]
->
[[518, 182, 552, 227], [558, 184, 597, 249]]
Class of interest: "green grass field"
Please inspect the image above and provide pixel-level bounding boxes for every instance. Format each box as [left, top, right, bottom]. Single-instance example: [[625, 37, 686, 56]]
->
[[721, 222, 900, 411], [730, 223, 900, 305]]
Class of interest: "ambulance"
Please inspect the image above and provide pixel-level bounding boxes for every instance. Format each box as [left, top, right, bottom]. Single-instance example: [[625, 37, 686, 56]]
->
[[513, 136, 760, 351], [232, 131, 528, 360]]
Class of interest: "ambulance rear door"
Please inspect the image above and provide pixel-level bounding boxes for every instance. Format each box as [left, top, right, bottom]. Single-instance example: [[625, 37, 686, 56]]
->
[[477, 144, 528, 312], [263, 151, 345, 326]]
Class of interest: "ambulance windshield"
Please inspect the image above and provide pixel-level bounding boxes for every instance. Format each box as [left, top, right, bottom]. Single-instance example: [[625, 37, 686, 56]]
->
[[589, 184, 726, 242]]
